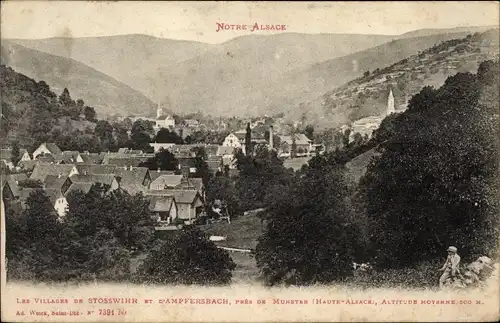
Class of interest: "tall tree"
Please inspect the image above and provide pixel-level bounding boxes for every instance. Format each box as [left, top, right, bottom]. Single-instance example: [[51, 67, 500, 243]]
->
[[58, 88, 74, 107], [10, 141, 21, 166], [245, 123, 252, 156], [192, 147, 211, 189], [84, 106, 97, 122]]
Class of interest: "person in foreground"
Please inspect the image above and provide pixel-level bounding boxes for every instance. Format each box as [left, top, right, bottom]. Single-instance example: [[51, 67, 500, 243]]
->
[[438, 246, 461, 288]]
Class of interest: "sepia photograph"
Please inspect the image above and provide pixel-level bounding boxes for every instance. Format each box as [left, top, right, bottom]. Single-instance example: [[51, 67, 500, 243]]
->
[[1, 1, 499, 322]]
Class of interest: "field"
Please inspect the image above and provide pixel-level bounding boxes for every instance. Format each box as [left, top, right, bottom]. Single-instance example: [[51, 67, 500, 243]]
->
[[200, 213, 264, 283]]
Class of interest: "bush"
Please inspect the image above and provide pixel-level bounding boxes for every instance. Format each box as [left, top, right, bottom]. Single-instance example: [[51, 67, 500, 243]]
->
[[135, 226, 236, 285]]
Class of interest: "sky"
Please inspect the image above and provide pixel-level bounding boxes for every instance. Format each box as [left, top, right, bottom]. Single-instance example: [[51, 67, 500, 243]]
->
[[1, 1, 498, 44]]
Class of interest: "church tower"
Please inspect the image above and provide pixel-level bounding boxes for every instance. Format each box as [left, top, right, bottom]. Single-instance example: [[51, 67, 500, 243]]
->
[[156, 99, 162, 119], [387, 89, 395, 116]]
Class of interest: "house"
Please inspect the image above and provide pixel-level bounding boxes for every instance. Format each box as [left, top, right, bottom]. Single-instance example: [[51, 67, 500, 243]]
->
[[32, 142, 62, 159], [118, 184, 148, 196], [149, 174, 184, 190], [222, 132, 245, 148], [169, 190, 204, 222], [206, 156, 223, 174], [176, 177, 205, 199], [114, 166, 151, 194], [60, 151, 84, 164], [64, 182, 94, 196], [279, 133, 313, 156], [149, 170, 176, 182], [1, 173, 28, 201], [36, 154, 63, 164], [19, 149, 31, 162], [75, 164, 117, 176], [216, 146, 235, 157], [222, 131, 268, 154], [155, 104, 175, 129], [148, 195, 178, 223], [217, 146, 236, 169], [68, 174, 119, 191], [105, 156, 151, 167], [148, 189, 203, 222], [19, 188, 68, 217], [30, 164, 79, 182], [79, 153, 103, 164], [44, 174, 70, 193], [2, 180, 16, 202]]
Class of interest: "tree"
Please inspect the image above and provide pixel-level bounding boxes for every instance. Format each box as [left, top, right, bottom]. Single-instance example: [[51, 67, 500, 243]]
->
[[84, 106, 97, 122], [140, 148, 179, 171], [154, 128, 184, 144], [5, 201, 27, 260], [291, 135, 297, 158], [135, 226, 236, 285], [65, 184, 155, 252], [245, 123, 252, 156], [256, 154, 363, 286], [130, 120, 154, 152], [10, 190, 63, 281], [342, 128, 351, 149], [192, 147, 211, 190], [10, 141, 21, 166], [235, 146, 292, 212], [304, 125, 314, 141], [95, 120, 113, 140], [94, 120, 115, 151], [59, 88, 74, 107]]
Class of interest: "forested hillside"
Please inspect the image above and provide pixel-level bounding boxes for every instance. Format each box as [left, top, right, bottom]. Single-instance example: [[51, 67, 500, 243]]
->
[[1, 65, 137, 152], [1, 41, 156, 117]]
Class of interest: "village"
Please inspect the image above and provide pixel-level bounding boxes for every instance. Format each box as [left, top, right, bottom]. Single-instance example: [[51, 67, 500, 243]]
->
[[0, 88, 399, 234], [0, 119, 316, 232]]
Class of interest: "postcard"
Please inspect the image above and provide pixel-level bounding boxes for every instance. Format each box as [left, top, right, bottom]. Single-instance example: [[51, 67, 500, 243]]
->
[[1, 1, 499, 322]]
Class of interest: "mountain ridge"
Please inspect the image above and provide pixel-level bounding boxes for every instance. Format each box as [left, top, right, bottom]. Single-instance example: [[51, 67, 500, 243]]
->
[[5, 26, 497, 118]]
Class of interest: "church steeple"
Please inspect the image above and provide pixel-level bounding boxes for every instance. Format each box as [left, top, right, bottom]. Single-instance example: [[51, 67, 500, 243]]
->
[[156, 99, 162, 119], [387, 88, 395, 116]]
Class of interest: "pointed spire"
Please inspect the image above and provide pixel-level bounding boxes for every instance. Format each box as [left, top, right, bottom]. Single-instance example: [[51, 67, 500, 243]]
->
[[156, 98, 162, 119], [387, 88, 395, 116]]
